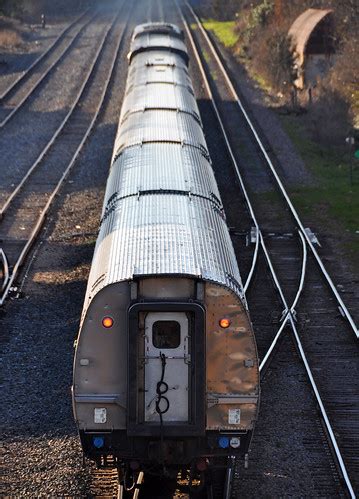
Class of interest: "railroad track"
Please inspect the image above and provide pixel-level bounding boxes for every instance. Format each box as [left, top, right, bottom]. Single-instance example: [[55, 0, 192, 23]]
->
[[0, 1, 131, 306], [0, 10, 112, 209], [0, 9, 96, 128], [174, 1, 358, 497], [0, 9, 90, 102]]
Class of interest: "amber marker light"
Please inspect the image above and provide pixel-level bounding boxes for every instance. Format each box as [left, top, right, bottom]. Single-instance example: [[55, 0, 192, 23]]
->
[[102, 316, 114, 329], [219, 318, 231, 329]]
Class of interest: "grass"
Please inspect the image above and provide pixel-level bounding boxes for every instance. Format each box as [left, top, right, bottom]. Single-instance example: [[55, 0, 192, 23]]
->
[[202, 19, 238, 48], [250, 71, 273, 93], [280, 114, 359, 264]]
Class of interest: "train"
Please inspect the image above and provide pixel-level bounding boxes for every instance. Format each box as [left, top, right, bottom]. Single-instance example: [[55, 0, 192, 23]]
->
[[72, 22, 259, 494]]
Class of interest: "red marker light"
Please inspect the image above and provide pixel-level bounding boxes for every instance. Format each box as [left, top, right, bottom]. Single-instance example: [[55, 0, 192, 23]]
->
[[102, 316, 114, 329], [219, 318, 231, 329]]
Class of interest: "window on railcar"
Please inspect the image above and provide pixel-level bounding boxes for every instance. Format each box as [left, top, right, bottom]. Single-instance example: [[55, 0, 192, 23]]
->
[[153, 320, 180, 349]]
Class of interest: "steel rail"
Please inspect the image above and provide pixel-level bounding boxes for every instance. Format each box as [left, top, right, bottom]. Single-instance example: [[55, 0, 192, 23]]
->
[[224, 456, 234, 499], [260, 230, 307, 372], [0, 10, 90, 102], [117, 470, 143, 499], [181, 7, 289, 312], [0, 11, 119, 219], [133, 471, 144, 499], [186, 1, 359, 340], [0, 248, 9, 293], [243, 226, 259, 294], [288, 314, 356, 499], [290, 230, 307, 315], [0, 10, 98, 129], [0, 3, 129, 307], [178, 4, 356, 497]]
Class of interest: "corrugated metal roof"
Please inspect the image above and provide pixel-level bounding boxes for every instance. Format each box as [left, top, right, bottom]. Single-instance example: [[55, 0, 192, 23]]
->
[[87, 194, 242, 304], [132, 23, 183, 41], [120, 83, 199, 124], [128, 33, 188, 64], [113, 109, 207, 158], [104, 143, 221, 212], [288, 8, 334, 65], [83, 26, 245, 311], [131, 51, 188, 70], [127, 65, 191, 88]]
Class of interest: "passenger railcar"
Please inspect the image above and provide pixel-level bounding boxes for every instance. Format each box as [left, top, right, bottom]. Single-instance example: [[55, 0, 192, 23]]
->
[[72, 22, 259, 491]]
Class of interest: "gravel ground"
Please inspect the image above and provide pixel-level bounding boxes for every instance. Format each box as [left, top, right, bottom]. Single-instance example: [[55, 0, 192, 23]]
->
[[0, 0, 356, 497]]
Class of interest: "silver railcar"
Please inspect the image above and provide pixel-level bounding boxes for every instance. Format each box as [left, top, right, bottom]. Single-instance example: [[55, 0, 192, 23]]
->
[[73, 22, 259, 481]]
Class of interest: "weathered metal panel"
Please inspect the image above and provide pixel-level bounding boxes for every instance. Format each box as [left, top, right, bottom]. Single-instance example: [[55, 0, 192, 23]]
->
[[139, 277, 195, 299], [144, 312, 189, 422], [73, 282, 130, 430], [205, 283, 259, 430]]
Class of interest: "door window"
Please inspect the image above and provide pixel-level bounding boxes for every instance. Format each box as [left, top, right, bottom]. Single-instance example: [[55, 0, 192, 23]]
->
[[152, 320, 180, 349]]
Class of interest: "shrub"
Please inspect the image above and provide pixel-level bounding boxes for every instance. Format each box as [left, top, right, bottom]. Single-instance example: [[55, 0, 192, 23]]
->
[[251, 27, 294, 91], [307, 88, 352, 146]]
